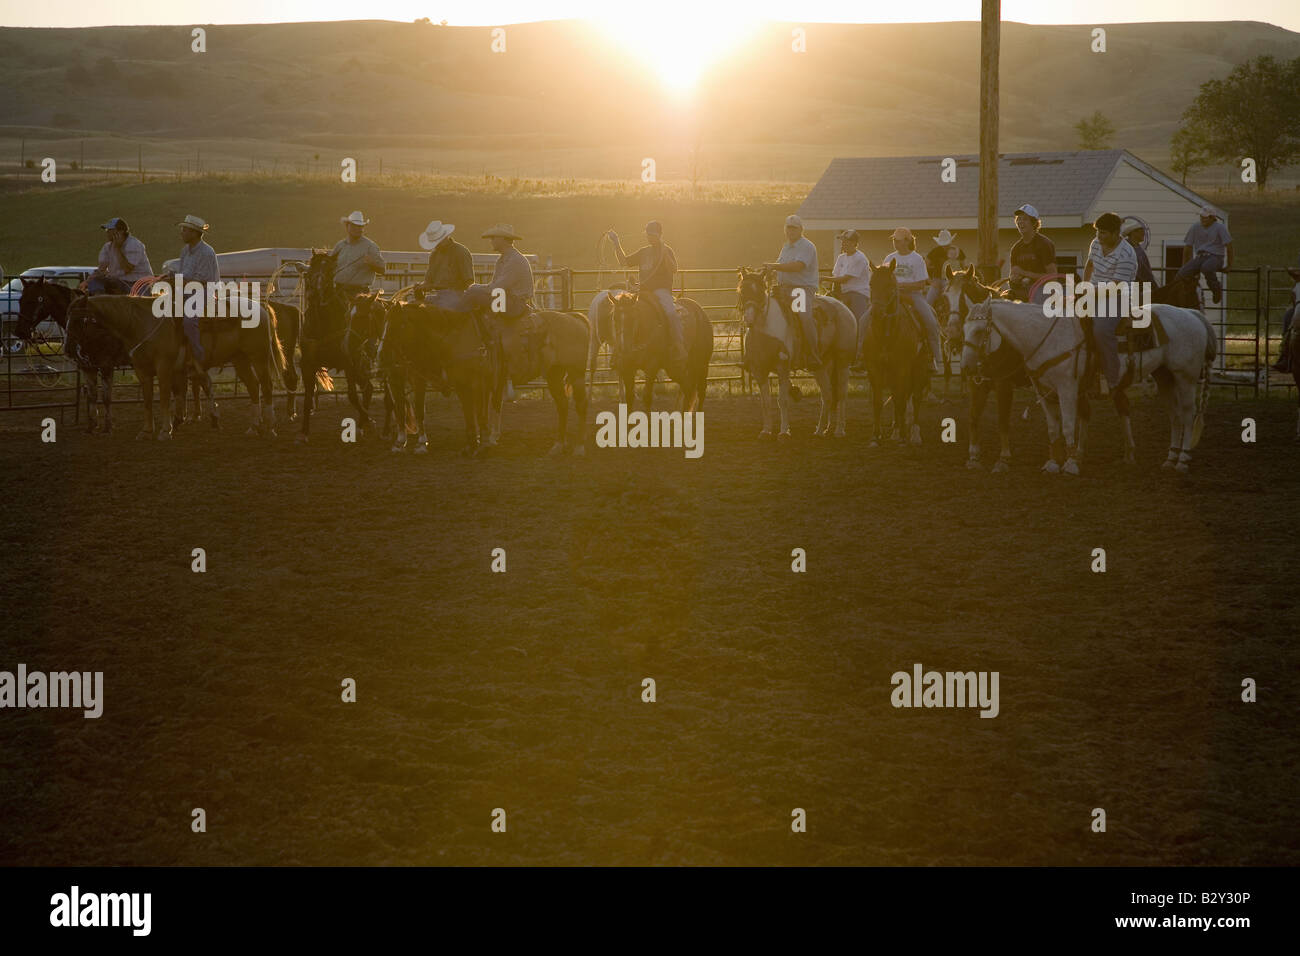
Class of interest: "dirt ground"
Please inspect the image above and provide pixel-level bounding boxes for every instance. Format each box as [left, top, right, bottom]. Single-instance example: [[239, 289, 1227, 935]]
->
[[0, 386, 1296, 866]]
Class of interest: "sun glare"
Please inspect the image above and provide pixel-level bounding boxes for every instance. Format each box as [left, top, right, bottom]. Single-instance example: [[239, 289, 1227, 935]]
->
[[593, 12, 763, 96]]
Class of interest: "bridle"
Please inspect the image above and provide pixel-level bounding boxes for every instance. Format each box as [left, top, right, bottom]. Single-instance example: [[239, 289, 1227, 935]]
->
[[735, 272, 769, 330]]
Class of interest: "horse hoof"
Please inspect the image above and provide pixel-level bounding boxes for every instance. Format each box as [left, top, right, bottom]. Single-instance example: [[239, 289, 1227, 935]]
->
[[758, 430, 773, 439], [573, 445, 585, 457], [413, 444, 428, 455], [1161, 458, 1175, 470], [966, 458, 983, 470], [1063, 459, 1081, 477], [157, 430, 172, 442], [991, 459, 1010, 474], [834, 428, 846, 438], [1175, 462, 1190, 474], [777, 431, 791, 441], [868, 439, 879, 448], [135, 430, 149, 440], [391, 443, 406, 453], [245, 426, 258, 436], [295, 433, 308, 445], [547, 442, 564, 458], [1041, 460, 1061, 474]]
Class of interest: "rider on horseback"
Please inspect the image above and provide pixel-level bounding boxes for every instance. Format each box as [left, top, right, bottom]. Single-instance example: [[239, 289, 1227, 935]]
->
[[608, 221, 687, 367], [1120, 219, 1156, 285], [872, 227, 944, 373], [330, 211, 386, 297], [162, 214, 219, 363], [827, 230, 871, 370], [464, 224, 535, 397], [1084, 211, 1139, 394], [763, 214, 822, 369], [1007, 204, 1056, 302]]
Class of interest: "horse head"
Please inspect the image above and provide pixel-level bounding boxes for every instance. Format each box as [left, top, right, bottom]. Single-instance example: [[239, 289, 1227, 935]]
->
[[735, 267, 768, 328], [16, 277, 77, 342], [868, 258, 899, 316], [961, 297, 1001, 384]]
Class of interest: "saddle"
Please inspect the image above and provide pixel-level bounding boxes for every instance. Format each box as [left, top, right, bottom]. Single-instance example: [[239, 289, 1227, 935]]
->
[[1079, 312, 1168, 358], [493, 309, 551, 377]]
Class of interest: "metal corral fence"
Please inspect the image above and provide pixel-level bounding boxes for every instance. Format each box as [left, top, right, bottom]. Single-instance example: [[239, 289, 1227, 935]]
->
[[5, 264, 1296, 422]]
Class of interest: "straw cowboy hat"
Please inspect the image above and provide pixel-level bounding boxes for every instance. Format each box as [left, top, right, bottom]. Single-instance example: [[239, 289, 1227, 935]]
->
[[932, 229, 956, 246], [481, 223, 522, 241], [419, 220, 455, 250], [340, 210, 370, 227], [176, 214, 209, 231]]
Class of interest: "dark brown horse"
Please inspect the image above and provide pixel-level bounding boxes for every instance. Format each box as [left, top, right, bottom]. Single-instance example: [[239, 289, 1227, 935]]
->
[[296, 251, 381, 443], [864, 260, 930, 447], [606, 292, 712, 413], [377, 299, 493, 455]]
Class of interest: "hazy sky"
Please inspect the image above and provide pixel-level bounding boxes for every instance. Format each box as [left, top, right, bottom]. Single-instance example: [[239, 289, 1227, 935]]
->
[[1, 1, 1297, 32]]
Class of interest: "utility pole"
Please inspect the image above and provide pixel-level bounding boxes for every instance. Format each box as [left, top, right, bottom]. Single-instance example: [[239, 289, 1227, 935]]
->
[[978, 0, 1001, 285]]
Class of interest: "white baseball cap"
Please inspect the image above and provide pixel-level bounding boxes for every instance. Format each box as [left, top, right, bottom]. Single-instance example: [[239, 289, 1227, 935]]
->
[[1014, 203, 1040, 219]]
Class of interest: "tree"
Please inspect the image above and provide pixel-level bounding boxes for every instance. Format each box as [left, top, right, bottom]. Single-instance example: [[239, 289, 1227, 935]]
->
[[1169, 125, 1210, 185], [1176, 54, 1300, 191], [1075, 110, 1115, 150]]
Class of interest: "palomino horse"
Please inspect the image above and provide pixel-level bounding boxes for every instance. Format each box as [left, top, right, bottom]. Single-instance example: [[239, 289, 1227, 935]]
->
[[296, 250, 381, 443], [18, 277, 214, 433], [862, 260, 930, 447], [736, 267, 854, 438], [65, 293, 287, 440], [484, 308, 593, 456], [606, 291, 713, 414], [377, 299, 493, 456], [963, 297, 1215, 474]]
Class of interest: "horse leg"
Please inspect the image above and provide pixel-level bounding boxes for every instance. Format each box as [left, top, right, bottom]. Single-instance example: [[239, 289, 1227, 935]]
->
[[642, 368, 656, 414], [813, 369, 830, 436], [297, 356, 315, 443], [868, 370, 883, 447], [1077, 391, 1091, 465], [572, 372, 588, 457], [967, 381, 988, 468], [546, 367, 568, 457], [259, 358, 277, 437], [82, 372, 98, 433], [345, 370, 372, 435], [993, 380, 1013, 473], [776, 369, 791, 438], [835, 363, 848, 437], [757, 372, 773, 438], [1040, 393, 1063, 474], [1173, 379, 1197, 473], [137, 370, 154, 440], [1153, 367, 1179, 469], [412, 380, 428, 454], [100, 368, 113, 434], [284, 350, 300, 423], [157, 364, 174, 441], [910, 369, 924, 446], [1111, 387, 1135, 464], [234, 359, 262, 436], [1059, 380, 1082, 476]]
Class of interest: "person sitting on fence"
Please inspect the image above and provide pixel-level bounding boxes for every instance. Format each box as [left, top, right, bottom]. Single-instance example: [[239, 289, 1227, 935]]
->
[[88, 217, 154, 295], [330, 211, 386, 297], [762, 214, 822, 369], [415, 220, 474, 308], [1083, 212, 1139, 394], [875, 227, 945, 373], [1270, 256, 1300, 373], [1007, 203, 1056, 302], [608, 220, 687, 367], [160, 214, 220, 363], [825, 230, 870, 369], [1120, 219, 1156, 286], [1175, 205, 1232, 305]]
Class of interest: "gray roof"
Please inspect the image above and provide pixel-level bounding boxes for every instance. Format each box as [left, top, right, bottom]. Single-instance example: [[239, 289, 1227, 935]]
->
[[797, 150, 1210, 225]]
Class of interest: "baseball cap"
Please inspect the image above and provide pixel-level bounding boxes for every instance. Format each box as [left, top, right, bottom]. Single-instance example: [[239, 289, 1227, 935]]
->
[[645, 220, 663, 235], [100, 217, 127, 231], [837, 229, 860, 242], [1014, 204, 1040, 219], [1199, 204, 1218, 219]]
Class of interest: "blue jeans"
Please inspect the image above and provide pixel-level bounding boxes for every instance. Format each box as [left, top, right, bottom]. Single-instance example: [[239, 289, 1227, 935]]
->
[[841, 291, 869, 357], [1175, 252, 1224, 295], [183, 315, 205, 362], [1093, 313, 1122, 387], [87, 274, 132, 295], [648, 288, 686, 358]]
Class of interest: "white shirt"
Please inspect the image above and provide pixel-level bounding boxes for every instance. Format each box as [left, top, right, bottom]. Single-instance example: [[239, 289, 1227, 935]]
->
[[832, 251, 871, 295], [883, 250, 928, 285], [1086, 238, 1137, 284], [98, 235, 154, 282]]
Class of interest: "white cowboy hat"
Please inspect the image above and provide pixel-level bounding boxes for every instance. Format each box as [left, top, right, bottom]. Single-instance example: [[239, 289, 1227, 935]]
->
[[419, 220, 455, 250], [481, 223, 522, 240], [176, 214, 209, 231], [933, 229, 956, 246], [341, 210, 370, 227]]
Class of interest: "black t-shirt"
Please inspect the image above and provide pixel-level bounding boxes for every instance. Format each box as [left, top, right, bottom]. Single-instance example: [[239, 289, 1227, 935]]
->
[[1009, 233, 1056, 276], [926, 245, 967, 280]]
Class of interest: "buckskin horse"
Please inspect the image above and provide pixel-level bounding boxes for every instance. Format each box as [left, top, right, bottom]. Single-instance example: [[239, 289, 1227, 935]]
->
[[65, 292, 287, 440], [606, 290, 712, 415], [296, 250, 381, 443], [17, 277, 212, 433], [377, 298, 493, 456], [862, 260, 930, 447], [963, 296, 1215, 474], [736, 267, 854, 438]]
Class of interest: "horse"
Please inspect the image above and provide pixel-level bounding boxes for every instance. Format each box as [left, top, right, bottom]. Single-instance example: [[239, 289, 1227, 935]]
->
[[483, 307, 593, 456], [586, 284, 628, 403], [606, 291, 713, 415], [735, 268, 854, 438], [862, 260, 930, 447], [963, 297, 1215, 474], [377, 299, 493, 456], [65, 292, 287, 440], [16, 277, 214, 433], [296, 250, 381, 443], [345, 290, 399, 440]]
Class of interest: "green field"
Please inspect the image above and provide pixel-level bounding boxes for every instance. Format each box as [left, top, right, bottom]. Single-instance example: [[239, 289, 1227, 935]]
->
[[5, 177, 1300, 277]]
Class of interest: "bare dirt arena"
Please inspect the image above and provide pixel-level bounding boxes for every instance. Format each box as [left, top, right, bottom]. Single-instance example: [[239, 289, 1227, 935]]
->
[[1, 388, 1296, 866]]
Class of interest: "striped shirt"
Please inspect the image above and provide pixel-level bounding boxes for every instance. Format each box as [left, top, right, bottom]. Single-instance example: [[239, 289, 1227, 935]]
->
[[178, 239, 220, 284], [98, 236, 154, 282], [1086, 238, 1137, 284], [329, 236, 385, 287]]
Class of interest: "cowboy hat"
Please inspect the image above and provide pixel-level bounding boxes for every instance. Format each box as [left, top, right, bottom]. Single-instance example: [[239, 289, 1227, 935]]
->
[[1198, 204, 1219, 219], [419, 220, 455, 250], [890, 227, 914, 241], [481, 223, 522, 240], [341, 210, 370, 227], [1119, 218, 1145, 237], [176, 214, 209, 231], [932, 229, 956, 245]]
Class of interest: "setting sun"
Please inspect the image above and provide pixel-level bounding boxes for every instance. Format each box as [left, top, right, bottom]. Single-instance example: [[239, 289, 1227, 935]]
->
[[592, 11, 763, 95]]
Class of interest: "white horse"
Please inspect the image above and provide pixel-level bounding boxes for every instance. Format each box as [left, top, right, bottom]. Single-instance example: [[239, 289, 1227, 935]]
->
[[963, 298, 1215, 475], [736, 268, 855, 438]]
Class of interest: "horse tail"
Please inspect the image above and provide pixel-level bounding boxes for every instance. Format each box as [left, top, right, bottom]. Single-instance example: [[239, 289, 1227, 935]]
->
[[316, 369, 335, 391], [263, 303, 290, 388], [1192, 310, 1216, 449]]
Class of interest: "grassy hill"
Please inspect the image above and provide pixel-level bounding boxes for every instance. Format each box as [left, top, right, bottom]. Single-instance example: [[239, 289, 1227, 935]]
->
[[2, 19, 1299, 183]]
